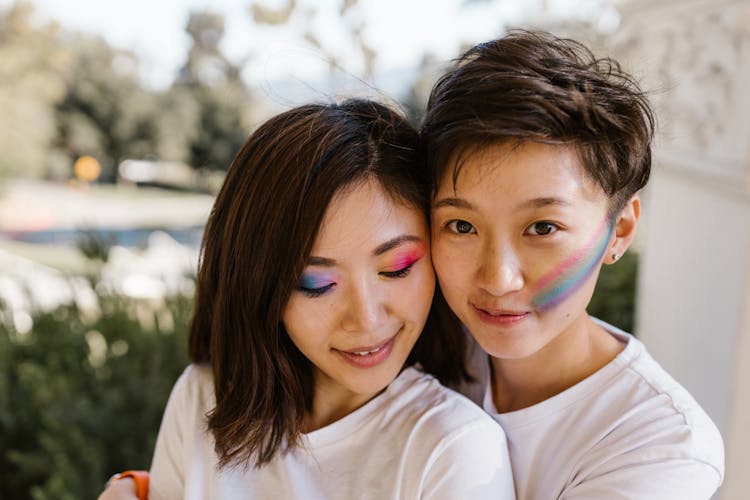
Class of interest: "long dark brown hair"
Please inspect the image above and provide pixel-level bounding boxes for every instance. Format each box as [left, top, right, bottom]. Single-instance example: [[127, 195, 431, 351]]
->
[[188, 99, 466, 469], [421, 30, 655, 216]]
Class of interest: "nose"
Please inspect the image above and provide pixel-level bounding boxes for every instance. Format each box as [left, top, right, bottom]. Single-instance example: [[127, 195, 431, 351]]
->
[[477, 240, 524, 297], [340, 279, 387, 333]]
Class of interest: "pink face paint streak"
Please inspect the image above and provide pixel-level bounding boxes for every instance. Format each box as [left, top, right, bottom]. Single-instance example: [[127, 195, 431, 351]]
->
[[531, 219, 614, 311], [383, 246, 425, 272]]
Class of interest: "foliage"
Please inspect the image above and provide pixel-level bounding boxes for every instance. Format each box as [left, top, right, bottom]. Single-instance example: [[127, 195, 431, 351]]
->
[[0, 292, 191, 499], [0, 4, 251, 182], [174, 11, 251, 172], [0, 3, 69, 178], [54, 35, 162, 181], [588, 250, 638, 333]]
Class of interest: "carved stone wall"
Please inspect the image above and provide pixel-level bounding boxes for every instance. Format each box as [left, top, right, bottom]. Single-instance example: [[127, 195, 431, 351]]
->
[[611, 1, 750, 498], [614, 0, 750, 190]]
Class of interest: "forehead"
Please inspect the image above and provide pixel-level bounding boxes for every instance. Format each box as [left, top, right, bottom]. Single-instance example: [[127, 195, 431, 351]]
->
[[435, 141, 603, 204], [312, 179, 426, 255]]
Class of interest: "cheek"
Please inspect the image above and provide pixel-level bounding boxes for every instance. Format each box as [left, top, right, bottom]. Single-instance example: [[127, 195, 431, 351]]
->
[[382, 265, 435, 335], [431, 240, 473, 290], [397, 264, 436, 315], [529, 247, 606, 311], [282, 297, 336, 347]]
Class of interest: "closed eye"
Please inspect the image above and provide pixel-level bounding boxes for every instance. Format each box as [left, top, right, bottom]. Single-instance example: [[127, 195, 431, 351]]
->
[[297, 271, 337, 298], [380, 263, 414, 279], [297, 282, 336, 298]]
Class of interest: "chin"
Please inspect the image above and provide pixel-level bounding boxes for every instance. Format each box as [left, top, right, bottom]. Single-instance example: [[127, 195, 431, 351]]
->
[[468, 322, 546, 360], [345, 367, 398, 395]]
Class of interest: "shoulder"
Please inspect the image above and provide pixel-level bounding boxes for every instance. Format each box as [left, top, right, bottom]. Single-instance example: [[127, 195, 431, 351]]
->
[[387, 367, 506, 445], [387, 368, 515, 499], [580, 320, 724, 488], [618, 336, 723, 470], [166, 363, 215, 416]]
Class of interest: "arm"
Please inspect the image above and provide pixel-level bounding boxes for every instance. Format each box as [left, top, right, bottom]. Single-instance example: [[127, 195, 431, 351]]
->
[[148, 367, 195, 499], [421, 419, 516, 500]]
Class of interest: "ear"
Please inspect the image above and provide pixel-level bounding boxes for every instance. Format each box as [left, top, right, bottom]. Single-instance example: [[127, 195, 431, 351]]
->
[[606, 194, 640, 265]]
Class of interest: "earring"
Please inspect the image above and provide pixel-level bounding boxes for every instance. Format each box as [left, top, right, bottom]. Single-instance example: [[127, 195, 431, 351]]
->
[[612, 253, 620, 263]]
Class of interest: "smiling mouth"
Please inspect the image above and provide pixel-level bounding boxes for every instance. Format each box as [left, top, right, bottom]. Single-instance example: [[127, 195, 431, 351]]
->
[[348, 343, 389, 356], [336, 334, 398, 368]]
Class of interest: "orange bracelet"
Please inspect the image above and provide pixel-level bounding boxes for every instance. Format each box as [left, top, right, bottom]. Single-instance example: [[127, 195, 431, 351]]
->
[[108, 470, 149, 500]]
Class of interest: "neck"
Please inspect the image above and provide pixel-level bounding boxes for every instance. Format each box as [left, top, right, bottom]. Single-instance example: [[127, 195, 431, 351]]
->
[[490, 314, 623, 413], [302, 374, 380, 433]]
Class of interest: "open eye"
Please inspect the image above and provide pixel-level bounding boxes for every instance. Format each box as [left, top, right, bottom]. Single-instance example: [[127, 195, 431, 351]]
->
[[446, 219, 476, 234], [525, 221, 559, 236]]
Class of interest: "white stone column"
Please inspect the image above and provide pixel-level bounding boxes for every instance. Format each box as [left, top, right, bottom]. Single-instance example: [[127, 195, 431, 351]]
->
[[612, 1, 750, 498]]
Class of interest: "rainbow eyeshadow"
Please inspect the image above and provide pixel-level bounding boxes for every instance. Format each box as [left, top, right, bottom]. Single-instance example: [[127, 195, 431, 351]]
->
[[382, 245, 425, 272], [298, 271, 338, 290], [531, 219, 613, 311]]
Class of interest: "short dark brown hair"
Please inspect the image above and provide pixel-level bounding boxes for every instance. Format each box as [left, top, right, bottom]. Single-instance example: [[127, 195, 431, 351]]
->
[[188, 99, 466, 468], [421, 30, 655, 215]]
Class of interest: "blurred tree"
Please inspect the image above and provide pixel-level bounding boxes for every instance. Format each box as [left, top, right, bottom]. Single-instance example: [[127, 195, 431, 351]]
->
[[178, 11, 241, 87], [0, 2, 69, 178], [251, 0, 296, 25], [151, 86, 201, 166], [183, 83, 248, 172], [54, 35, 162, 181], [402, 53, 443, 126], [172, 10, 250, 171], [0, 5, 252, 182], [251, 0, 377, 83]]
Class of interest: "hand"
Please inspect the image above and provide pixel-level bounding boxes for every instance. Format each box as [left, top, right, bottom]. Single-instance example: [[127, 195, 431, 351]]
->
[[98, 477, 139, 500]]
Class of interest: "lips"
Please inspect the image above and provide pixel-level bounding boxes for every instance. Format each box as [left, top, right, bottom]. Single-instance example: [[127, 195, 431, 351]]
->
[[335, 335, 397, 368], [472, 304, 530, 326]]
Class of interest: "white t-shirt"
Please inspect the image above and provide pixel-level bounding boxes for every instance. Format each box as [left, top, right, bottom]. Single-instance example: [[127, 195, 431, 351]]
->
[[461, 318, 724, 500], [149, 364, 515, 500]]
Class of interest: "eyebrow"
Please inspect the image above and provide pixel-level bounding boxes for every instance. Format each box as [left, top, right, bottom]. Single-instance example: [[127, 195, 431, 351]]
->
[[373, 235, 423, 256], [306, 234, 424, 267], [517, 197, 572, 210], [432, 196, 571, 212], [432, 197, 474, 211]]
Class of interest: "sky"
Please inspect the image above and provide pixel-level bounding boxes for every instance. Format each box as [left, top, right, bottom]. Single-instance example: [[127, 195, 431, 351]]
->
[[1, 0, 618, 94]]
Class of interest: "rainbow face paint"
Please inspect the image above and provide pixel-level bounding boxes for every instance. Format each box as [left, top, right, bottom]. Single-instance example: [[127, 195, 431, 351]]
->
[[382, 245, 425, 273], [531, 219, 613, 311]]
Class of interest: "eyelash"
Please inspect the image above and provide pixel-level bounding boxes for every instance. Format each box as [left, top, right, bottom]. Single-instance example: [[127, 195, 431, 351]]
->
[[441, 219, 562, 238], [296, 263, 416, 298], [380, 263, 415, 279], [444, 219, 476, 234], [297, 282, 336, 298]]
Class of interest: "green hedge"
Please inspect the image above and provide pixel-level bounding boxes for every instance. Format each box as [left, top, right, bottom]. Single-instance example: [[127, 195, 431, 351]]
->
[[588, 251, 638, 334], [0, 294, 190, 500]]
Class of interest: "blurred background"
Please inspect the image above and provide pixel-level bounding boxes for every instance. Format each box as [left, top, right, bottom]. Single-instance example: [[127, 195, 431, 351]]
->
[[0, 0, 747, 498]]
